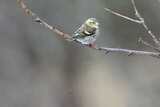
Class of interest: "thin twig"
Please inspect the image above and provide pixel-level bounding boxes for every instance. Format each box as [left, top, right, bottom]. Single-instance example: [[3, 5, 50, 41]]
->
[[138, 38, 160, 52], [104, 8, 142, 24], [17, 0, 160, 58]]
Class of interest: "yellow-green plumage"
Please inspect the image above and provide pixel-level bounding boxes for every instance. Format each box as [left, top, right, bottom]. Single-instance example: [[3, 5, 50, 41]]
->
[[73, 18, 99, 44]]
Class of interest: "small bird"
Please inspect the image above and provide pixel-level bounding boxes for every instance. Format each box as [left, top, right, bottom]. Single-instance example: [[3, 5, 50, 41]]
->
[[73, 18, 99, 46]]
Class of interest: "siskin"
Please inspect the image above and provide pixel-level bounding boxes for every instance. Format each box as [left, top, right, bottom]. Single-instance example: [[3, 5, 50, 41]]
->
[[73, 18, 99, 45]]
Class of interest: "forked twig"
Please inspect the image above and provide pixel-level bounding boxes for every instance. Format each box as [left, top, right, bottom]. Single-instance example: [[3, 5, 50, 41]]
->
[[17, 0, 160, 58], [131, 0, 160, 47], [105, 0, 160, 48]]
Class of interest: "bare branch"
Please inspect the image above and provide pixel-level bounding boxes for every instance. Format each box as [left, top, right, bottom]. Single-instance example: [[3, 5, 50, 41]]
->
[[17, 0, 160, 58], [98, 47, 160, 58], [131, 0, 160, 47], [17, 0, 72, 41]]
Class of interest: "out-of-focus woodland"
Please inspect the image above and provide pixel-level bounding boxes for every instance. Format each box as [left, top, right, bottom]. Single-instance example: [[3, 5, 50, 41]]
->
[[1, 0, 160, 107]]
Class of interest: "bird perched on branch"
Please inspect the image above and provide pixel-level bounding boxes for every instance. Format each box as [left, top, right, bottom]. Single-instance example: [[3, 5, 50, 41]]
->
[[73, 18, 99, 47]]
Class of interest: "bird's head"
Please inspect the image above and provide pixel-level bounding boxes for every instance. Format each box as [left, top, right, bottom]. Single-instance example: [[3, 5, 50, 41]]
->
[[85, 18, 99, 29]]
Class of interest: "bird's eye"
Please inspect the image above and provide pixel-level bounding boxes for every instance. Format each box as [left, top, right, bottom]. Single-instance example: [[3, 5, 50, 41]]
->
[[89, 21, 95, 25]]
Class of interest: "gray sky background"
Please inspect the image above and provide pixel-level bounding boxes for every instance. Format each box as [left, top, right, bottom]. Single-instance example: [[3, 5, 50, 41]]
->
[[0, 0, 160, 107]]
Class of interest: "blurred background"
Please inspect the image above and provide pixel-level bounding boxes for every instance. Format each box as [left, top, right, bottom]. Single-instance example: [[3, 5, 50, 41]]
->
[[0, 0, 160, 107]]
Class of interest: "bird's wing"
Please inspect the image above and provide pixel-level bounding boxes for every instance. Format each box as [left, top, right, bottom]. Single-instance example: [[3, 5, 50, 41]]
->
[[72, 24, 84, 38]]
